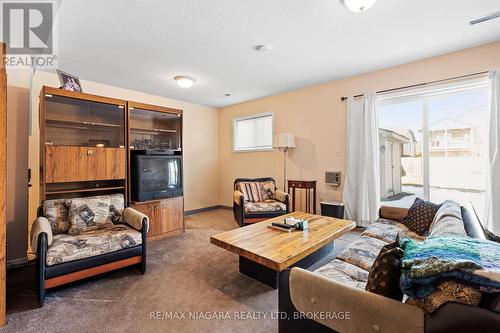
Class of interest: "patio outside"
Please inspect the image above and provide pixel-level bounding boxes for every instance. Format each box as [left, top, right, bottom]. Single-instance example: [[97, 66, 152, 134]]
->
[[378, 85, 489, 220]]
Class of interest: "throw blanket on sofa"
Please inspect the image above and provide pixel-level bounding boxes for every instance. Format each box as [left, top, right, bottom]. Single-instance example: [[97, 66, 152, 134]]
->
[[400, 236, 500, 298]]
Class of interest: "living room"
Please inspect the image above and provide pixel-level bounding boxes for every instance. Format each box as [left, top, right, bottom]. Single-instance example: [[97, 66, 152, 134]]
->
[[0, 1, 499, 332]]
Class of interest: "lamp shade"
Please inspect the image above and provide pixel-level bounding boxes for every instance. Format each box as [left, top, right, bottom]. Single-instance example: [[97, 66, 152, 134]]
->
[[274, 133, 296, 149]]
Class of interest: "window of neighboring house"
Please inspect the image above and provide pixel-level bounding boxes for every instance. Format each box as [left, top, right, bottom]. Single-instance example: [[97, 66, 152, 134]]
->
[[377, 76, 489, 219], [233, 112, 274, 152]]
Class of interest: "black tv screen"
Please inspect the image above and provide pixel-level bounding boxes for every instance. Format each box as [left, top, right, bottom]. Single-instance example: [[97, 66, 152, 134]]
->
[[132, 155, 183, 201]]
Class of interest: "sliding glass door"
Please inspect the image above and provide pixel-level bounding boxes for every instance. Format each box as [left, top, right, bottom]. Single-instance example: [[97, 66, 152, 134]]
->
[[378, 77, 489, 218]]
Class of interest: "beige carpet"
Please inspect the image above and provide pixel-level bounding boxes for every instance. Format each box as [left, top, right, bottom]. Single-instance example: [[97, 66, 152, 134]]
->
[[2, 209, 360, 333]]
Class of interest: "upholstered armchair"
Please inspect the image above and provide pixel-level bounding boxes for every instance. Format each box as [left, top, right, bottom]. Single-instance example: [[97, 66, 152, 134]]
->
[[233, 177, 290, 227], [30, 193, 148, 306]]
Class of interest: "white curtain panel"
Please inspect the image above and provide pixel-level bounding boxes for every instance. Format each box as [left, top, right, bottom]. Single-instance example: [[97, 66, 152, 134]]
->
[[343, 94, 380, 227], [484, 70, 500, 233]]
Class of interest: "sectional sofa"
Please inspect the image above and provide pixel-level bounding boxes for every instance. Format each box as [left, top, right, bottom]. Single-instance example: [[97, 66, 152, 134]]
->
[[279, 201, 500, 333]]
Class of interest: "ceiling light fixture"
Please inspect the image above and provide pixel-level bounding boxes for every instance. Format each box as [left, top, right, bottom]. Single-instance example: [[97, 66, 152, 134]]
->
[[254, 45, 271, 53], [174, 75, 196, 88], [341, 0, 377, 13]]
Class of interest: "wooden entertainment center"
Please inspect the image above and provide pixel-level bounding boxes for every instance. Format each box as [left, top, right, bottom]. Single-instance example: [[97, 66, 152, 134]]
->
[[39, 86, 184, 240]]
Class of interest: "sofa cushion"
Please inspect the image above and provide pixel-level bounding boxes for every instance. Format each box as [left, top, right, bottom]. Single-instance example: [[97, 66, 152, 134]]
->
[[366, 237, 404, 300], [401, 198, 441, 236], [260, 181, 276, 200], [429, 216, 467, 237], [363, 218, 425, 243], [42, 199, 70, 235], [407, 280, 481, 315], [238, 182, 264, 202], [46, 224, 142, 266], [79, 193, 126, 224], [314, 259, 368, 289], [337, 235, 389, 271], [244, 200, 286, 213], [429, 200, 462, 232], [67, 197, 114, 235], [108, 193, 125, 223]]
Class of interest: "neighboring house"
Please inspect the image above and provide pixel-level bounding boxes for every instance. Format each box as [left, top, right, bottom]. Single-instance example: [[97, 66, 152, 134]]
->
[[379, 129, 409, 199], [427, 118, 481, 157]]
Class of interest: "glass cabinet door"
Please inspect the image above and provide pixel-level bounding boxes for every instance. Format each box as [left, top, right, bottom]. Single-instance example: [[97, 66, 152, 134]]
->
[[88, 100, 125, 148], [45, 94, 90, 146], [130, 108, 181, 151], [44, 94, 125, 148]]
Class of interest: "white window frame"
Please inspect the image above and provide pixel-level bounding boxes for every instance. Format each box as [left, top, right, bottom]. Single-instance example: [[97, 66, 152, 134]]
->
[[232, 112, 274, 153], [378, 76, 489, 202]]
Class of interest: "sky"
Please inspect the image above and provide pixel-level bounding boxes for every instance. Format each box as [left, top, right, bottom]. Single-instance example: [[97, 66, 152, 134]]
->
[[379, 88, 489, 141]]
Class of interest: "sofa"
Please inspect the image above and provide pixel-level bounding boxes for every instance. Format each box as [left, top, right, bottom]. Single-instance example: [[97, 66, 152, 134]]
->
[[30, 193, 149, 306], [233, 177, 290, 226], [279, 201, 500, 333]]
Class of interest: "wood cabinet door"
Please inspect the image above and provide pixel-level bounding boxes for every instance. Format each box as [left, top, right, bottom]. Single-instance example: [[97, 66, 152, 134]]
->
[[147, 202, 162, 237], [160, 197, 184, 233], [45, 146, 89, 183], [88, 147, 126, 180], [129, 202, 148, 216]]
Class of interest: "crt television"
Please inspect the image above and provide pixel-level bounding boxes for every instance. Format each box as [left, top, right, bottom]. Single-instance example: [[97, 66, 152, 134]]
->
[[132, 154, 183, 201]]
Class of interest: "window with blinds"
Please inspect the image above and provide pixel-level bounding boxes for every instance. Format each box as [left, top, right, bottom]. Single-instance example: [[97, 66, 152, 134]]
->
[[233, 112, 274, 152]]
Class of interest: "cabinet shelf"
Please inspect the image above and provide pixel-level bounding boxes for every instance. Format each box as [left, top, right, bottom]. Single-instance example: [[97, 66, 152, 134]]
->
[[130, 127, 177, 134], [45, 186, 125, 195], [47, 118, 122, 128]]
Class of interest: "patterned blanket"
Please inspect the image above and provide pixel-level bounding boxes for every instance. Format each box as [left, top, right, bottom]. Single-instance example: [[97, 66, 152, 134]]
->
[[400, 236, 500, 298]]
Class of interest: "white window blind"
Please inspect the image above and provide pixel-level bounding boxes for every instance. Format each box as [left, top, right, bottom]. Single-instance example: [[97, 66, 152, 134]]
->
[[233, 112, 273, 152]]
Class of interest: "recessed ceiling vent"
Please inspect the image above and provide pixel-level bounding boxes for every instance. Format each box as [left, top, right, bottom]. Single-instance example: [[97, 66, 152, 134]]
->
[[470, 10, 500, 25]]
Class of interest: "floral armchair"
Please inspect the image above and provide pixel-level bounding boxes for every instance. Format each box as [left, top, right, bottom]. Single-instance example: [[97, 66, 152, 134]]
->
[[233, 177, 290, 226]]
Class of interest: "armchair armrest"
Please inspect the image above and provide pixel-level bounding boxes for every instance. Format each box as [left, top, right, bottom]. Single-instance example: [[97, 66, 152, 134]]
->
[[123, 207, 149, 233], [289, 268, 424, 333], [31, 217, 53, 251], [274, 190, 289, 203], [233, 190, 244, 205]]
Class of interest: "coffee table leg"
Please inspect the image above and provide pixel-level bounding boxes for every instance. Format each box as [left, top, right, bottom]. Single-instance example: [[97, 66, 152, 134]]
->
[[239, 256, 279, 289], [238, 242, 334, 289]]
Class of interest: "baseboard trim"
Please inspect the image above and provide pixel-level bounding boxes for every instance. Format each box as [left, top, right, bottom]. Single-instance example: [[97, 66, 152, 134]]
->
[[185, 205, 231, 216]]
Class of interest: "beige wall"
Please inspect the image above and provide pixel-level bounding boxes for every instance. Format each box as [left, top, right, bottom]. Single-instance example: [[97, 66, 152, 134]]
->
[[28, 71, 220, 243], [218, 41, 500, 210]]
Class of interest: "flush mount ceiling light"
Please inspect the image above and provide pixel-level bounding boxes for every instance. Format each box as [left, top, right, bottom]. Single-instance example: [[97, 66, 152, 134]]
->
[[174, 75, 196, 88], [341, 0, 377, 13], [254, 44, 272, 53]]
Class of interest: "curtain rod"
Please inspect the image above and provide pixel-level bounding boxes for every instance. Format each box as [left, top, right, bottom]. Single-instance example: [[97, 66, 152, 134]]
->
[[339, 70, 489, 101]]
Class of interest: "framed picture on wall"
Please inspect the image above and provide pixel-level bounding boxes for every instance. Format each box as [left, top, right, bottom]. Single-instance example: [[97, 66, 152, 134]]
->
[[56, 69, 82, 92]]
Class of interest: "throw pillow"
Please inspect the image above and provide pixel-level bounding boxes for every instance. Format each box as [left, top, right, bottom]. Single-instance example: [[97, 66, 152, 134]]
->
[[407, 280, 481, 315], [42, 199, 70, 235], [365, 236, 404, 300], [260, 181, 276, 200], [401, 198, 441, 236], [238, 182, 263, 202], [108, 193, 125, 223], [66, 197, 113, 235]]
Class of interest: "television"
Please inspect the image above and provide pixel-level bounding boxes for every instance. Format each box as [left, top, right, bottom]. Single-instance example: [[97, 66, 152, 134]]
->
[[132, 154, 183, 201]]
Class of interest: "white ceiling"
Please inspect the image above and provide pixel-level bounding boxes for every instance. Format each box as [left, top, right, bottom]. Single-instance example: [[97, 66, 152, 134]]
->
[[55, 0, 500, 107]]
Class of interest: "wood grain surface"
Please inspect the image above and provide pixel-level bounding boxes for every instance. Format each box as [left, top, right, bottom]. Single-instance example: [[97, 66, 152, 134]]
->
[[210, 212, 355, 271]]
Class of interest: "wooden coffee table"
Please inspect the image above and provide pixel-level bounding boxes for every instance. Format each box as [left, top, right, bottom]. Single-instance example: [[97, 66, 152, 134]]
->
[[210, 212, 355, 288]]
